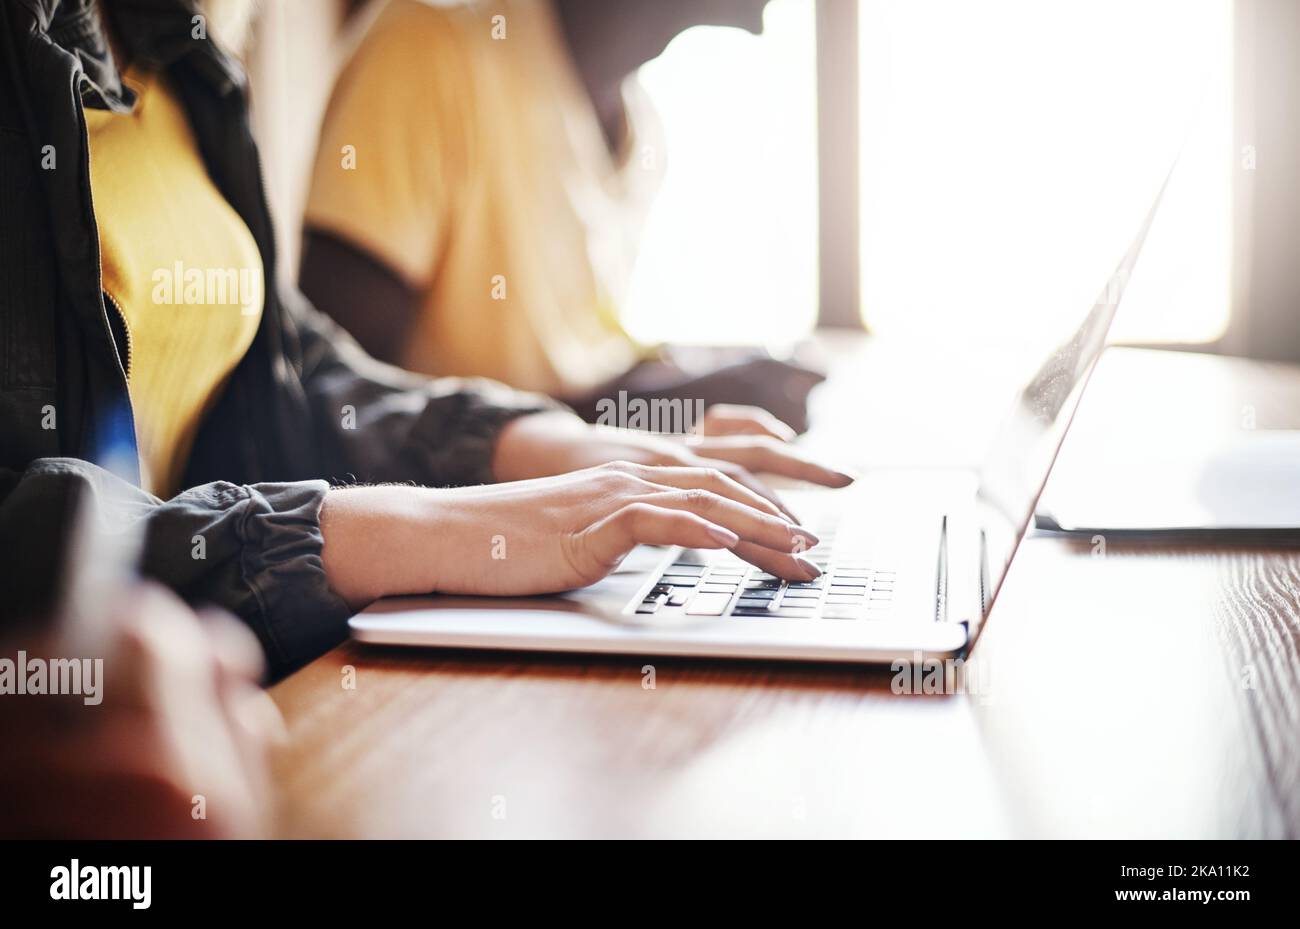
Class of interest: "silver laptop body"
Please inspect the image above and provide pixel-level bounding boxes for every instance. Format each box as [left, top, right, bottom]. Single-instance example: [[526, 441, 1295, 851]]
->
[[350, 174, 1168, 665]]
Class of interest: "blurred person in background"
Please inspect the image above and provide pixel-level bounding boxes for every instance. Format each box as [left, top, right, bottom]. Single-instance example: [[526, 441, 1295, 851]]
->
[[0, 582, 278, 838], [301, 0, 825, 434], [0, 0, 851, 680]]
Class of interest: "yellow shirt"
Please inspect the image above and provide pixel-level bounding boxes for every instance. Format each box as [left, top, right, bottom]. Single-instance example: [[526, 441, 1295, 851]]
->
[[304, 0, 656, 397], [86, 67, 264, 499]]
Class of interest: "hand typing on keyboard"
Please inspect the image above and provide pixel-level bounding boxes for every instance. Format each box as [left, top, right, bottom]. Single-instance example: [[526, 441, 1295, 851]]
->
[[321, 461, 826, 606], [491, 410, 856, 523], [320, 407, 855, 609]]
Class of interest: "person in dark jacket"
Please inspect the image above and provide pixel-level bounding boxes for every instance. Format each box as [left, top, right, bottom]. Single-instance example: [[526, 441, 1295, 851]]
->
[[0, 0, 852, 678]]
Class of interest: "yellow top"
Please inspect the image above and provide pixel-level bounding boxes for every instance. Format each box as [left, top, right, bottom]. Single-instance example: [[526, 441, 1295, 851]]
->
[[86, 67, 264, 498], [304, 0, 657, 397]]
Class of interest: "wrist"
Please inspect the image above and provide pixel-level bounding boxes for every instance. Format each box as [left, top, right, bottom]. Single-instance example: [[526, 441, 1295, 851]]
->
[[319, 486, 446, 609]]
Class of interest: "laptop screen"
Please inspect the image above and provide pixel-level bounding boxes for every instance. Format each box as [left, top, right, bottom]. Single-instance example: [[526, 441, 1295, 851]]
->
[[972, 168, 1174, 621]]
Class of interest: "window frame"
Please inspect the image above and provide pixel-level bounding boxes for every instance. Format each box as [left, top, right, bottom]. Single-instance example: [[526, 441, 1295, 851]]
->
[[815, 0, 864, 330]]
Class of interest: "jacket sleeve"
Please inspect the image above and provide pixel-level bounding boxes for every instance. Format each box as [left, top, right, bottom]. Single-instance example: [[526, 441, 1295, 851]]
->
[[0, 302, 567, 676], [0, 457, 351, 679], [285, 289, 563, 487]]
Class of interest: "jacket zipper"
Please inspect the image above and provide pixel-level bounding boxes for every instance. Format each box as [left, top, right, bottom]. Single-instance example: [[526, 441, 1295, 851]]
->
[[102, 290, 132, 379], [73, 73, 140, 483], [76, 85, 134, 390]]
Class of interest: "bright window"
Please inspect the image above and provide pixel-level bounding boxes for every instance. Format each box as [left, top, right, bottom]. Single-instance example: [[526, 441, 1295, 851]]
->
[[623, 0, 1231, 356], [859, 0, 1233, 351], [623, 0, 819, 346]]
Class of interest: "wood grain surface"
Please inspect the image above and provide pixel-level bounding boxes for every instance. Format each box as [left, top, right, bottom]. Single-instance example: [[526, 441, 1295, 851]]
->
[[270, 343, 1300, 838]]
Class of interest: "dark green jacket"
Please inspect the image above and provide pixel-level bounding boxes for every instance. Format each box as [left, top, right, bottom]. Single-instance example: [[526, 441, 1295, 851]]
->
[[0, 0, 555, 675]]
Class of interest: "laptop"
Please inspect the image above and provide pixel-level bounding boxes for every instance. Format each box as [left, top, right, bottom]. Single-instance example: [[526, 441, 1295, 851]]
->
[[350, 174, 1170, 665]]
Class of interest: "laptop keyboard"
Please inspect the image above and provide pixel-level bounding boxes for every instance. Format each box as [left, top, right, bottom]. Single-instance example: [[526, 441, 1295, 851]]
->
[[632, 525, 897, 621]]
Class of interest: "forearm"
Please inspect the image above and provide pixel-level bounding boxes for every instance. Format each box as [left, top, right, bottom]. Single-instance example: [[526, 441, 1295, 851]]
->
[[319, 409, 597, 607], [320, 482, 548, 606], [491, 410, 592, 482], [319, 486, 444, 609]]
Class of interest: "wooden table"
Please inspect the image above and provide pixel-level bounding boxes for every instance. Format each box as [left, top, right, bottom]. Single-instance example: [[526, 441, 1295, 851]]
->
[[269, 342, 1300, 838]]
